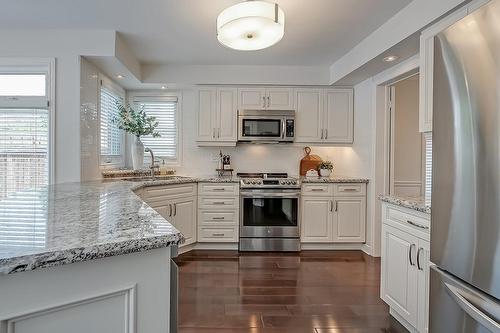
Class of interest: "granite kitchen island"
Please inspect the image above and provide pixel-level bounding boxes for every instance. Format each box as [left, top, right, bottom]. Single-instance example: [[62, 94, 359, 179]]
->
[[0, 180, 185, 333]]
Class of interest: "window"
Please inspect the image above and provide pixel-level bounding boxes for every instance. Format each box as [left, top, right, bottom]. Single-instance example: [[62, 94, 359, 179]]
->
[[0, 65, 51, 200], [133, 96, 179, 164], [99, 77, 124, 166], [424, 132, 432, 205]]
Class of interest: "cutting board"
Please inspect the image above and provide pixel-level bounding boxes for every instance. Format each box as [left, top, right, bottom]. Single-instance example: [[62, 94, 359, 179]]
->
[[300, 147, 322, 176]]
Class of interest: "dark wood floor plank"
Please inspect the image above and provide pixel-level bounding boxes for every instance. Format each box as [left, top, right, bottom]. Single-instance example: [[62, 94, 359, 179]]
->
[[178, 250, 408, 333]]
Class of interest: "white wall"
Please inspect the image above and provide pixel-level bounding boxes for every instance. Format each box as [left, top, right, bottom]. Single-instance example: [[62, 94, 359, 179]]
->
[[393, 76, 423, 197], [0, 30, 116, 183]]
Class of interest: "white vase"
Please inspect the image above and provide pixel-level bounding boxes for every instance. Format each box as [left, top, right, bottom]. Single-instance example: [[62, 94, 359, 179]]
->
[[131, 137, 145, 170], [319, 169, 332, 177]]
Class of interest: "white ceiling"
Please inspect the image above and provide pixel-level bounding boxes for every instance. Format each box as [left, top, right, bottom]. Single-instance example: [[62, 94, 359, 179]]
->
[[0, 0, 412, 66]]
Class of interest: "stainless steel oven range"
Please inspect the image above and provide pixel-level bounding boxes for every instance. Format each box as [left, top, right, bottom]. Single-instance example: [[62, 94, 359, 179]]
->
[[238, 173, 301, 252]]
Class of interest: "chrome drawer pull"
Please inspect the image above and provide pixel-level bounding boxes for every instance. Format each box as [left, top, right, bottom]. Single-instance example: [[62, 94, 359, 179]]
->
[[407, 220, 429, 230], [341, 188, 358, 192], [212, 217, 225, 220], [212, 233, 225, 237], [213, 202, 226, 205], [311, 189, 325, 192], [212, 188, 226, 191]]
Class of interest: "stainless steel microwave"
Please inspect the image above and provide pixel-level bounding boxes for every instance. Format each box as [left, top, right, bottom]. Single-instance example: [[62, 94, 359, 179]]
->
[[237, 110, 295, 143]]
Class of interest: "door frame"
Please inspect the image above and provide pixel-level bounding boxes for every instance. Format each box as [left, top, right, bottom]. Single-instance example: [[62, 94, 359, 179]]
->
[[368, 55, 419, 256]]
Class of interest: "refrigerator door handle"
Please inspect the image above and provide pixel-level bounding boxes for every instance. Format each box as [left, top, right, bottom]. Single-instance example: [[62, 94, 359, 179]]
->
[[444, 282, 500, 332]]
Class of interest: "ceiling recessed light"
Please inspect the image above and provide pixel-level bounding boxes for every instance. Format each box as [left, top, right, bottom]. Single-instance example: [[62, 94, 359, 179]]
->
[[217, 1, 285, 51], [115, 74, 125, 79], [383, 55, 399, 63], [161, 85, 167, 90]]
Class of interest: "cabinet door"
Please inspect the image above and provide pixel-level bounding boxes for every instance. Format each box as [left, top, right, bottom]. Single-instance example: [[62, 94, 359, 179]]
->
[[324, 89, 353, 143], [301, 197, 332, 242], [217, 88, 237, 141], [417, 239, 430, 333], [332, 196, 365, 243], [294, 88, 323, 143], [172, 197, 197, 246], [197, 88, 217, 141], [381, 224, 419, 328], [419, 7, 467, 132], [238, 88, 267, 110], [266, 87, 294, 110]]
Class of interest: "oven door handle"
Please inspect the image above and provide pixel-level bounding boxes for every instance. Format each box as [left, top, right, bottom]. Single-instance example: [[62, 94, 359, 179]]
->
[[240, 192, 300, 199]]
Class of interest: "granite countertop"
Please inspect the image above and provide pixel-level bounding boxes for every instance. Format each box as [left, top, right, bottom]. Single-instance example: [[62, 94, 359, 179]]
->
[[378, 194, 431, 214], [301, 176, 369, 183], [0, 181, 186, 275]]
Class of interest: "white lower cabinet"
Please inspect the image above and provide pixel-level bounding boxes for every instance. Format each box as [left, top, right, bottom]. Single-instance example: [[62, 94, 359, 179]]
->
[[197, 182, 239, 243], [301, 183, 366, 244], [381, 202, 430, 333], [137, 184, 197, 247]]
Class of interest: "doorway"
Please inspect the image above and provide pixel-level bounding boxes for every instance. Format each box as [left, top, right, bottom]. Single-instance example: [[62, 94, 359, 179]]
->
[[388, 74, 425, 197]]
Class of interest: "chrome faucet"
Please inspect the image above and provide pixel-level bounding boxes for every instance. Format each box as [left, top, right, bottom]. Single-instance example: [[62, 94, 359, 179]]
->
[[145, 148, 159, 179]]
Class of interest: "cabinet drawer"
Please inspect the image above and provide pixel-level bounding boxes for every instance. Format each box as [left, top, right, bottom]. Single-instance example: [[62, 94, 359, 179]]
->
[[198, 227, 237, 242], [333, 183, 366, 196], [385, 204, 430, 239], [301, 184, 333, 196], [198, 197, 238, 209], [199, 211, 237, 225], [198, 183, 239, 196], [140, 183, 196, 201]]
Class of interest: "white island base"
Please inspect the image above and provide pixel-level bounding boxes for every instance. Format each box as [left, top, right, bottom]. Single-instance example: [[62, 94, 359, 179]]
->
[[0, 247, 174, 333]]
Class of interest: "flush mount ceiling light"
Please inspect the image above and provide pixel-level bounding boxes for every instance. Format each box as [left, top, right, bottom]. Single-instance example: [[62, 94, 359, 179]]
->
[[217, 1, 285, 51], [383, 55, 399, 62]]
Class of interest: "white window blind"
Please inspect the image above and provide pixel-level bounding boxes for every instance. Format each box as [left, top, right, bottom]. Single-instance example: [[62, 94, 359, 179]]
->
[[424, 132, 432, 205], [134, 96, 179, 163], [100, 81, 124, 165]]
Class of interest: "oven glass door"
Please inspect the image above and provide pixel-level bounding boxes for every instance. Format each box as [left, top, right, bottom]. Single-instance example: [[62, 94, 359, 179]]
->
[[241, 195, 299, 237], [241, 119, 282, 138]]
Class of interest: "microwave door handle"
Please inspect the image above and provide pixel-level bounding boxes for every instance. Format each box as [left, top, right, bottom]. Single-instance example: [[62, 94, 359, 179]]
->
[[281, 119, 286, 139]]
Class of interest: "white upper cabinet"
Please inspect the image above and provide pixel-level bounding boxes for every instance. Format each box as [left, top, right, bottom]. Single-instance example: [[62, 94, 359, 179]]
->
[[266, 87, 294, 109], [419, 0, 489, 132], [217, 87, 238, 142], [324, 89, 354, 143], [295, 88, 323, 142], [238, 87, 267, 109], [295, 88, 354, 144], [238, 87, 294, 110], [197, 87, 237, 146], [197, 88, 217, 142]]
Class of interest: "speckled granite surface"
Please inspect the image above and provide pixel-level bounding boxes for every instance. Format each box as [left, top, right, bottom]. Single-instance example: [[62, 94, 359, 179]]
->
[[301, 176, 369, 183], [0, 181, 185, 275], [378, 194, 431, 214]]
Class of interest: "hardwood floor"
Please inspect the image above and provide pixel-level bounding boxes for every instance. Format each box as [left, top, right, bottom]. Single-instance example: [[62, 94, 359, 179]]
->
[[176, 250, 408, 333]]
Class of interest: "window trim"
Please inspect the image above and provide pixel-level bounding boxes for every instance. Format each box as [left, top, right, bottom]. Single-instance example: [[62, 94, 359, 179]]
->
[[98, 74, 126, 168], [0, 57, 55, 185], [127, 90, 183, 167]]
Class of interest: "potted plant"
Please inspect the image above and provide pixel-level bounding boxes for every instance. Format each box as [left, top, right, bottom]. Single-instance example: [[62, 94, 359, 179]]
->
[[318, 161, 333, 177], [116, 102, 160, 170]]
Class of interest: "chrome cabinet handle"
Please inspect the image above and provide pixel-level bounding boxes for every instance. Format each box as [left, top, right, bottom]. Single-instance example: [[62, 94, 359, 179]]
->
[[212, 233, 225, 237], [213, 201, 225, 205], [409, 244, 416, 266], [169, 204, 172, 217], [212, 128, 216, 139], [321, 129, 324, 140], [342, 188, 358, 192], [311, 189, 325, 192], [330, 200, 333, 212], [335, 201, 338, 212], [417, 247, 423, 271], [212, 217, 225, 220], [407, 220, 429, 230], [325, 129, 328, 140], [267, 96, 270, 107], [212, 188, 226, 191], [262, 96, 266, 108], [173, 203, 177, 216]]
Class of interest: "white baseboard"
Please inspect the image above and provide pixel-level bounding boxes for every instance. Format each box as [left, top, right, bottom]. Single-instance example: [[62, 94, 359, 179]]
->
[[193, 243, 239, 250]]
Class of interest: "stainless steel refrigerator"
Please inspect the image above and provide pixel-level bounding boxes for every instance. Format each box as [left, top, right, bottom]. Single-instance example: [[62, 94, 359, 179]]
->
[[431, 1, 500, 332]]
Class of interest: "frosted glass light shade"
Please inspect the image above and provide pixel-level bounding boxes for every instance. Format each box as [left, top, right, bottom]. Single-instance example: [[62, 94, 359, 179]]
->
[[217, 1, 285, 51]]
